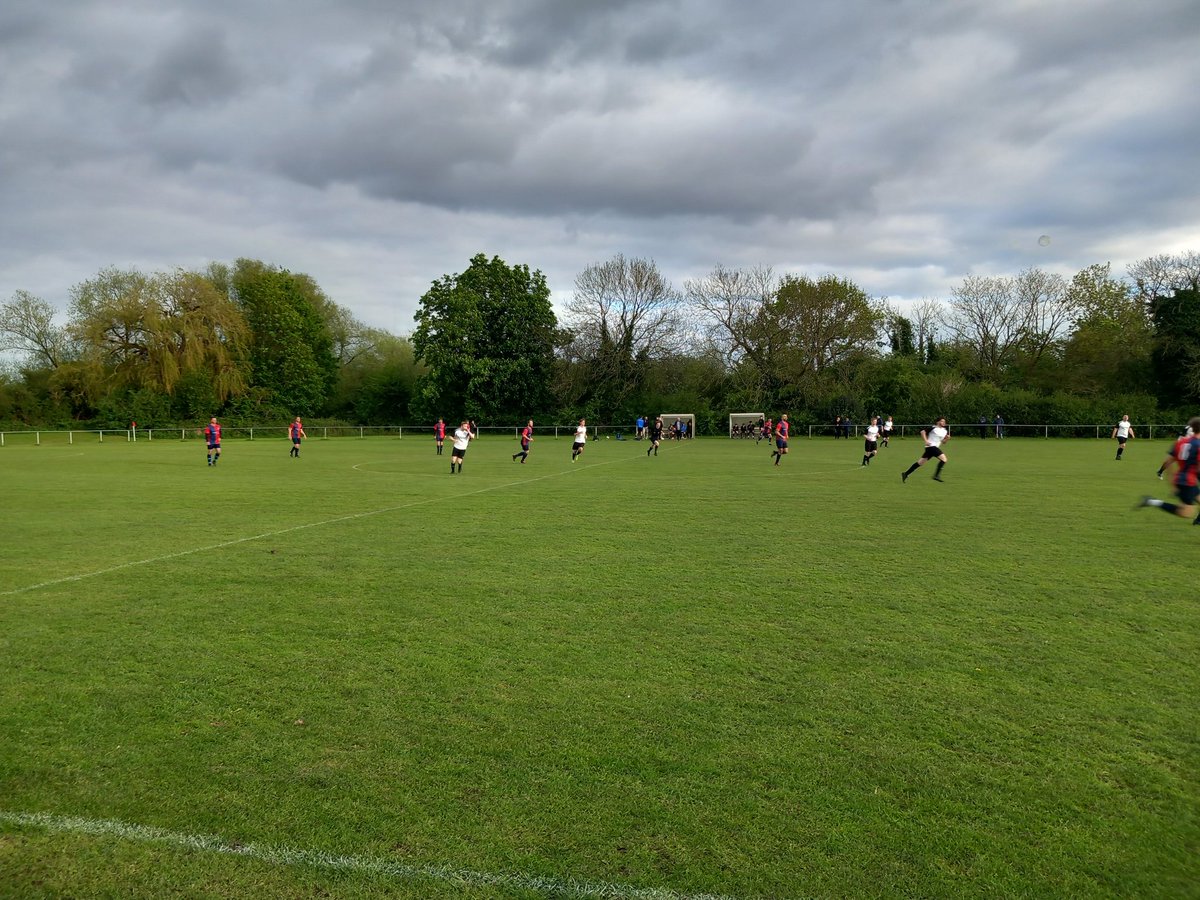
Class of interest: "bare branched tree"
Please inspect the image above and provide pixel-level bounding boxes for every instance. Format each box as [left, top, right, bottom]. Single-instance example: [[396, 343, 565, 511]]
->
[[1012, 267, 1073, 371], [909, 298, 945, 361], [683, 264, 777, 367], [564, 254, 684, 358], [1128, 251, 1200, 302], [943, 276, 1030, 376], [0, 290, 72, 368]]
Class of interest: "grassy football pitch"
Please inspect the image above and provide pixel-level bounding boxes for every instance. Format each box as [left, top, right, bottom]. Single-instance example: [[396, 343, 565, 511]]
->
[[1, 432, 1196, 898]]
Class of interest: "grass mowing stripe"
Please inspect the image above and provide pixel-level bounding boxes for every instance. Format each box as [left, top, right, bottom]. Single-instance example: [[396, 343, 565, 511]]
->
[[0, 811, 745, 900], [0, 451, 646, 598]]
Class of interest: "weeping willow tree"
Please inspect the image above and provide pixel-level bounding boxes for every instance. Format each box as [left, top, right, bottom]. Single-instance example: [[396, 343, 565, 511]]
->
[[68, 267, 250, 403]]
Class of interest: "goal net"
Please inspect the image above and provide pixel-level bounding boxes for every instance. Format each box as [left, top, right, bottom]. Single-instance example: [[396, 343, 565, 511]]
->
[[659, 414, 696, 439], [729, 412, 764, 438]]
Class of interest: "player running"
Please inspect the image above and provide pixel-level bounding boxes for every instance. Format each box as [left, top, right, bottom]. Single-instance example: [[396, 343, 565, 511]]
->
[[771, 414, 790, 466], [902, 417, 950, 482], [1157, 425, 1193, 480], [647, 416, 664, 457], [1138, 416, 1200, 525], [862, 416, 880, 467], [1112, 415, 1135, 460], [571, 418, 587, 462], [881, 415, 894, 448], [513, 419, 534, 464]]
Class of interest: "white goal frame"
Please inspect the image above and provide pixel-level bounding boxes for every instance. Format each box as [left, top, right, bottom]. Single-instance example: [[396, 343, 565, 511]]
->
[[729, 412, 764, 438], [659, 413, 696, 439]]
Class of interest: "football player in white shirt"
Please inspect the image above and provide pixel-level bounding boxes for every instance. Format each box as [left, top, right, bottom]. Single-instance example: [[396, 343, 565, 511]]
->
[[862, 417, 881, 467], [881, 415, 894, 448], [571, 418, 588, 462], [449, 420, 473, 474], [1111, 415, 1135, 460], [901, 417, 950, 483]]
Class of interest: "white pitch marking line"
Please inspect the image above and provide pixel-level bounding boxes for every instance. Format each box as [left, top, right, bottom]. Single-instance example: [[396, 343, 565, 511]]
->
[[0, 811, 745, 900], [1, 452, 643, 597]]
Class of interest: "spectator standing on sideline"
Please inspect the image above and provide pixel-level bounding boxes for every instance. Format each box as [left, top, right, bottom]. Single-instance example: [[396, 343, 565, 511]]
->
[[289, 416, 306, 458], [994, 414, 1005, 439], [833, 415, 842, 439], [636, 415, 645, 440], [1138, 416, 1200, 525], [902, 417, 951, 483], [204, 417, 222, 466], [1112, 415, 1135, 460], [449, 421, 473, 474], [978, 415, 988, 439]]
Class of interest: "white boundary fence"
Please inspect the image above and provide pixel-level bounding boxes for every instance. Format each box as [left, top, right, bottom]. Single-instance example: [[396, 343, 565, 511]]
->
[[0, 421, 1192, 446], [0, 423, 634, 445], [802, 422, 1191, 439]]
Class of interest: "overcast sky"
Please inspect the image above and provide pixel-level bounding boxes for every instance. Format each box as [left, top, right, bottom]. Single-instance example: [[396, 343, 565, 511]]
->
[[2, 0, 1197, 335]]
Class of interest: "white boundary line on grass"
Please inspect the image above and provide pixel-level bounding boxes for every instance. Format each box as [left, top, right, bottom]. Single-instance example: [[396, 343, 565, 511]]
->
[[0, 811, 744, 900], [1, 453, 641, 597]]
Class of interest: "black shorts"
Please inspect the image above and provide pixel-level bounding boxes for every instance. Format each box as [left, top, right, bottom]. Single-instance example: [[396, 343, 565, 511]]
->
[[864, 439, 877, 452], [572, 441, 585, 450], [207, 443, 220, 450], [776, 439, 788, 450], [1117, 436, 1128, 445], [453, 446, 468, 458], [921, 446, 943, 460], [1176, 484, 1199, 505]]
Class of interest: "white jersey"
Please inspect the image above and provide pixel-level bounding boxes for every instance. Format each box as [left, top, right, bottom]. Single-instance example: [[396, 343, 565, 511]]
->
[[883, 419, 893, 432], [452, 428, 472, 451], [574, 425, 587, 444], [925, 425, 949, 448], [1115, 420, 1132, 439], [866, 424, 880, 443]]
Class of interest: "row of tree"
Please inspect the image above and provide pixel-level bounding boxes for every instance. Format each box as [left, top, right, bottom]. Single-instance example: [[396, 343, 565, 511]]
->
[[2, 251, 1198, 433]]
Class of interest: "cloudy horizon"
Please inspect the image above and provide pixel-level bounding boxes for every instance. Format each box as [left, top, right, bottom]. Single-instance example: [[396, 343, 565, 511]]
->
[[2, 0, 1197, 336]]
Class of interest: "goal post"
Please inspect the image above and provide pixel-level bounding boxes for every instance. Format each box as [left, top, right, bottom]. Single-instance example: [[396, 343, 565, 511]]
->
[[729, 412, 764, 438], [659, 413, 696, 439]]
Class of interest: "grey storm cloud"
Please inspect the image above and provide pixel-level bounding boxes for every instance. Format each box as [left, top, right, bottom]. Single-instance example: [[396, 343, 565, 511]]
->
[[0, 0, 1198, 330]]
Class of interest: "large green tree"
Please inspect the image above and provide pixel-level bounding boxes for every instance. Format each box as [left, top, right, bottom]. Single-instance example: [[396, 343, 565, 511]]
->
[[412, 253, 557, 423], [1151, 287, 1200, 406], [222, 259, 338, 417], [1060, 263, 1153, 397]]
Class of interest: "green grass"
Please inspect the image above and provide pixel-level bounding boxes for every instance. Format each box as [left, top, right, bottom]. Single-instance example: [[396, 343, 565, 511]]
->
[[1, 432, 1197, 898]]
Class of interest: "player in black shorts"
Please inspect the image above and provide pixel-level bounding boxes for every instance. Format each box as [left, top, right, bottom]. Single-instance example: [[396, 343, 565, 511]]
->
[[647, 416, 663, 457]]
